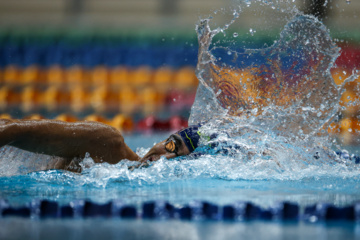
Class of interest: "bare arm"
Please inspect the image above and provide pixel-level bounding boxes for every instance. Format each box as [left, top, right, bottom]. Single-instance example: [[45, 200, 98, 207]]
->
[[0, 119, 140, 164]]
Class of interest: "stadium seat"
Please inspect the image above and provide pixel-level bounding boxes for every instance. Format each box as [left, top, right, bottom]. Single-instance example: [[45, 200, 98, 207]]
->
[[47, 65, 65, 86], [139, 87, 159, 115], [174, 67, 198, 90], [153, 67, 173, 91], [21, 65, 42, 85], [0, 113, 12, 119], [109, 114, 134, 132], [91, 66, 109, 87], [331, 68, 351, 85], [70, 85, 89, 113], [21, 86, 40, 112], [66, 66, 87, 86], [110, 66, 130, 87], [84, 114, 109, 124], [119, 86, 138, 115], [43, 86, 70, 112], [23, 114, 45, 120], [130, 66, 152, 87], [3, 65, 20, 85], [55, 114, 78, 122], [90, 86, 115, 113]]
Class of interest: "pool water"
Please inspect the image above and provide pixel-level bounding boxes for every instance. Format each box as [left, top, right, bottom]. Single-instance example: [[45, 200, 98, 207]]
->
[[1, 146, 360, 240], [0, 218, 357, 240], [1, 166, 360, 208], [1, 131, 360, 206]]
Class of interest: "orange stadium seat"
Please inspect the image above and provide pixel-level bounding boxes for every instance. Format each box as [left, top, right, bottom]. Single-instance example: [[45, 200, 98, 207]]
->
[[328, 122, 340, 135], [21, 65, 42, 85], [23, 114, 45, 120], [3, 65, 21, 85], [129, 66, 152, 87], [91, 66, 109, 87], [70, 85, 89, 113], [340, 118, 352, 133], [55, 114, 78, 122], [47, 65, 65, 86], [42, 86, 70, 112], [0, 86, 9, 110], [119, 86, 138, 115], [339, 117, 360, 145], [341, 80, 360, 115], [153, 67, 173, 91], [331, 68, 352, 85], [109, 114, 134, 132], [66, 66, 87, 86], [174, 67, 198, 90], [89, 86, 118, 113], [0, 113, 12, 119], [0, 86, 21, 110], [109, 66, 130, 87], [21, 86, 41, 112], [84, 114, 109, 124], [139, 87, 160, 115]]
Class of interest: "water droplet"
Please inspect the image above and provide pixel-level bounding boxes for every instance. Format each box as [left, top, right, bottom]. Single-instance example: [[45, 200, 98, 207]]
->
[[233, 32, 238, 38], [173, 98, 176, 102], [249, 28, 256, 36]]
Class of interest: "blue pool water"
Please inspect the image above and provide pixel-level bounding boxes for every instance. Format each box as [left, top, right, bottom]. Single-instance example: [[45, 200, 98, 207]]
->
[[0, 218, 358, 240], [1, 140, 360, 240]]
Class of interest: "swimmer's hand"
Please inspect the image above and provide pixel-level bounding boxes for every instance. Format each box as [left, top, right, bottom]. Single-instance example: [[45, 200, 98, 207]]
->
[[128, 161, 151, 171]]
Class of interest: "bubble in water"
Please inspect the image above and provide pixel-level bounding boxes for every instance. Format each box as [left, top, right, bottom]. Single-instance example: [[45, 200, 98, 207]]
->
[[346, 0, 351, 4], [227, 51, 232, 55], [233, 32, 238, 38]]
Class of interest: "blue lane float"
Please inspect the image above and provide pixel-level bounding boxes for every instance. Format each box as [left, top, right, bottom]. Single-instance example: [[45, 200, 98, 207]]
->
[[303, 203, 356, 221], [1, 199, 359, 223]]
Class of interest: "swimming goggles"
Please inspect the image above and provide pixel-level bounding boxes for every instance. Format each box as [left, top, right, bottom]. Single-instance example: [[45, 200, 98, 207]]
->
[[165, 135, 179, 156]]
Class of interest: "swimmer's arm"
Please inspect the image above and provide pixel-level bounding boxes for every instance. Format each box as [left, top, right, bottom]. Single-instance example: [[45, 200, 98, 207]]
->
[[0, 119, 140, 164]]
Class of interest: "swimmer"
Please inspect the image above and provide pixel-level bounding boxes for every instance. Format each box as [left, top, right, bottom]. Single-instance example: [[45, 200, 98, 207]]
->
[[0, 118, 201, 172]]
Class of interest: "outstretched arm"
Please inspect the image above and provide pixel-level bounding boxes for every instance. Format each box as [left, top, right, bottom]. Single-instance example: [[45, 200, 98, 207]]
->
[[0, 119, 140, 164]]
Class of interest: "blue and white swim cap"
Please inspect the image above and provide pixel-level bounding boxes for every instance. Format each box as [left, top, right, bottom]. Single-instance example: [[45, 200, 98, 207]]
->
[[177, 124, 202, 152]]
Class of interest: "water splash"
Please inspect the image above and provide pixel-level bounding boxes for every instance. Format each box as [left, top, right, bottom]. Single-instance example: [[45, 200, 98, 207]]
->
[[191, 14, 344, 139]]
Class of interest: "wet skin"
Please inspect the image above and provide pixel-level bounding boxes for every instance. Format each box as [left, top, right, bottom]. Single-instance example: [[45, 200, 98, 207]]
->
[[139, 134, 191, 163], [0, 119, 189, 172]]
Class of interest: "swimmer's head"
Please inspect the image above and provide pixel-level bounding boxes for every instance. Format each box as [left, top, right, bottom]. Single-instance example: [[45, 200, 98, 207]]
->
[[139, 125, 202, 162]]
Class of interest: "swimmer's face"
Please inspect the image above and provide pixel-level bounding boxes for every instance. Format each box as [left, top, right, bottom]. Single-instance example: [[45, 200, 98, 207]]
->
[[140, 134, 190, 162]]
